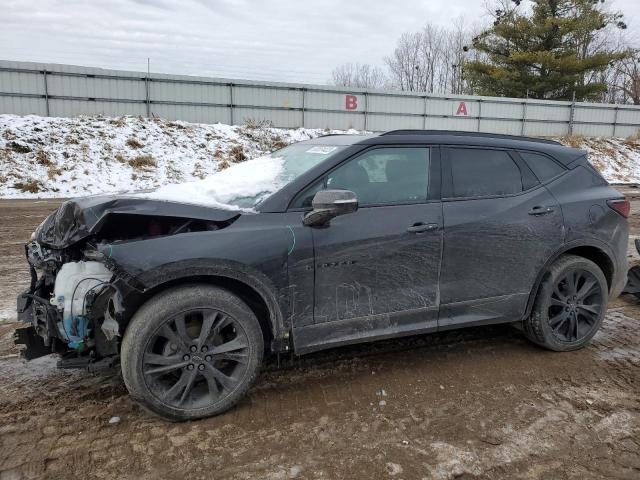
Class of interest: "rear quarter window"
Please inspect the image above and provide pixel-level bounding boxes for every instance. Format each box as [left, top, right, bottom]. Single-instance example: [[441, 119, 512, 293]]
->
[[519, 151, 565, 182]]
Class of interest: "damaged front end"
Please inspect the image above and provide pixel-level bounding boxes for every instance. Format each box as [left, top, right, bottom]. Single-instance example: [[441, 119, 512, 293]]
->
[[15, 195, 240, 369], [15, 239, 122, 368]]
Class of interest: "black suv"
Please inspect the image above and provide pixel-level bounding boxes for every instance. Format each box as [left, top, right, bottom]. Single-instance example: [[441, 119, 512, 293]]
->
[[16, 130, 629, 420]]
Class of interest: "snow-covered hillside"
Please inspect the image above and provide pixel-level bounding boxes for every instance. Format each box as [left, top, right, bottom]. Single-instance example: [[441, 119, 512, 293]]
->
[[1, 114, 639, 199], [558, 135, 640, 183], [0, 115, 359, 199]]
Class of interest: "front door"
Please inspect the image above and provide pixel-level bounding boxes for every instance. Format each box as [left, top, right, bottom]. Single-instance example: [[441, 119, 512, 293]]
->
[[292, 146, 443, 353]]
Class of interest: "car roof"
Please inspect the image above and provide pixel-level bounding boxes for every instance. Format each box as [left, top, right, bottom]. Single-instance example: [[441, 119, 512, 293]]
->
[[303, 130, 584, 166]]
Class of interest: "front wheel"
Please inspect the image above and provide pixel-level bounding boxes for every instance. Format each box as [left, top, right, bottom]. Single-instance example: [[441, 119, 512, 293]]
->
[[523, 255, 608, 351], [121, 284, 264, 421]]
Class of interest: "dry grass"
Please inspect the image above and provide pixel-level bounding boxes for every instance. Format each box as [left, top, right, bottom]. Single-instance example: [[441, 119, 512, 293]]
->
[[624, 130, 640, 147], [167, 121, 189, 130], [13, 180, 43, 193], [47, 165, 63, 180], [240, 118, 289, 152], [126, 137, 144, 149], [559, 134, 585, 149], [128, 154, 156, 169], [243, 118, 273, 130], [229, 145, 247, 163], [109, 117, 127, 127], [192, 162, 207, 179], [80, 143, 90, 157], [7, 141, 31, 154], [36, 149, 53, 166], [270, 135, 287, 151], [114, 153, 126, 163], [591, 141, 617, 158], [0, 148, 11, 162], [64, 136, 80, 145], [2, 128, 16, 141], [205, 132, 221, 141]]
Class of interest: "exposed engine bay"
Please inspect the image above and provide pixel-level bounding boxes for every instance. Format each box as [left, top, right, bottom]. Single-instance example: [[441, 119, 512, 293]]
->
[[15, 195, 240, 369]]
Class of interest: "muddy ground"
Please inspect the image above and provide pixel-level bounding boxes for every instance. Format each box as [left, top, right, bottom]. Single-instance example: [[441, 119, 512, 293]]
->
[[0, 191, 639, 480]]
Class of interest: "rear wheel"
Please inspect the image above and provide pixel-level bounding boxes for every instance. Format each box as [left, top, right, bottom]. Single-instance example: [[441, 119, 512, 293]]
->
[[524, 255, 607, 351], [121, 284, 263, 421]]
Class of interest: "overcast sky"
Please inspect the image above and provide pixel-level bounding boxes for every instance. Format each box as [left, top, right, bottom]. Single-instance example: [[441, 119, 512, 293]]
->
[[2, 0, 639, 84]]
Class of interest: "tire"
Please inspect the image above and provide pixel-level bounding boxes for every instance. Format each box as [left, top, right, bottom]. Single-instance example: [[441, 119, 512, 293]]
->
[[523, 255, 608, 352], [121, 284, 263, 421]]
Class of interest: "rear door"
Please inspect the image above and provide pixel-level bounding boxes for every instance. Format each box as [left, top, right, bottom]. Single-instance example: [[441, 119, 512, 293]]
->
[[291, 146, 443, 353], [439, 146, 564, 328]]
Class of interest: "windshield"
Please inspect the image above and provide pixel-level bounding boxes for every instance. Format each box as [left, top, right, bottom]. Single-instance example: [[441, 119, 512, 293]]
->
[[136, 143, 347, 211]]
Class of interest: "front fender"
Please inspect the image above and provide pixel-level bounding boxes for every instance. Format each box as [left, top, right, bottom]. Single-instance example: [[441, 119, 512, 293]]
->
[[100, 216, 295, 339], [129, 258, 285, 336]]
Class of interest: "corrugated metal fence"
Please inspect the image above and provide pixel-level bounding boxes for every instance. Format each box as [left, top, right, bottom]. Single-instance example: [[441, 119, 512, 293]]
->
[[2, 59, 640, 137]]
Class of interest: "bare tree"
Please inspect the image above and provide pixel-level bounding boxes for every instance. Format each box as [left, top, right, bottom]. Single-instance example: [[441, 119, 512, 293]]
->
[[384, 32, 428, 91], [607, 53, 640, 105], [330, 63, 388, 89], [384, 20, 474, 94]]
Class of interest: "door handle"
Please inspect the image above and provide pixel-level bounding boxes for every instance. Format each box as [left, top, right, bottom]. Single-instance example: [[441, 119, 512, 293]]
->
[[407, 222, 439, 233], [528, 206, 555, 216]]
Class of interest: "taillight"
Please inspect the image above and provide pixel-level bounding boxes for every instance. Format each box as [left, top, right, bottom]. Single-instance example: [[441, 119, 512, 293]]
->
[[607, 199, 630, 218]]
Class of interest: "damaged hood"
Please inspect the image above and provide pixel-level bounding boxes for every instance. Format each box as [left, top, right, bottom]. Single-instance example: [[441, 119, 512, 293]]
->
[[35, 195, 242, 249]]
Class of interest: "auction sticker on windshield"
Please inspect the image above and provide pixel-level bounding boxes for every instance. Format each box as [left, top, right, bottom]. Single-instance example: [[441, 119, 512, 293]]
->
[[306, 146, 337, 154]]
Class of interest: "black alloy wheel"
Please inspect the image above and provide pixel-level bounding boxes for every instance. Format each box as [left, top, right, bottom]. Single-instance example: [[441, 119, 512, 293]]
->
[[523, 255, 608, 352], [142, 308, 250, 409], [547, 269, 604, 343], [121, 285, 263, 421]]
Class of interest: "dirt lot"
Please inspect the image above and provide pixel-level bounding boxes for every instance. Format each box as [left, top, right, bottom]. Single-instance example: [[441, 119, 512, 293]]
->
[[0, 193, 639, 480]]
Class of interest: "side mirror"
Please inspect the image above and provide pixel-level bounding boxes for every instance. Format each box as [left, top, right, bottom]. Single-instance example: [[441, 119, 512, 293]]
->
[[303, 189, 358, 227]]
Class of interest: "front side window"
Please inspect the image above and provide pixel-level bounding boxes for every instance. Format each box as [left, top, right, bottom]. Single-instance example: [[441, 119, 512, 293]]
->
[[326, 147, 430, 206], [448, 148, 523, 198]]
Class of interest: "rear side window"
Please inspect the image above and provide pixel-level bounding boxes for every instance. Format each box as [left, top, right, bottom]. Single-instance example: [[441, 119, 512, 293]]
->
[[519, 151, 565, 182], [448, 148, 522, 198]]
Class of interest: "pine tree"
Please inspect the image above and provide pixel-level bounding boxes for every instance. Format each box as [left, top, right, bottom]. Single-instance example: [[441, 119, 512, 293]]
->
[[464, 0, 630, 100]]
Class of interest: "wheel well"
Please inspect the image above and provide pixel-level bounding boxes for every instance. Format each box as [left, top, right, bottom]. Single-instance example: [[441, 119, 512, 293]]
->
[[524, 245, 615, 320], [562, 246, 613, 289], [133, 275, 274, 350]]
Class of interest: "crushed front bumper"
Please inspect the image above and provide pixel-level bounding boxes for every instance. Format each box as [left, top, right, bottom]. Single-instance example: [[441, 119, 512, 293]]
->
[[14, 246, 64, 359], [15, 281, 64, 360]]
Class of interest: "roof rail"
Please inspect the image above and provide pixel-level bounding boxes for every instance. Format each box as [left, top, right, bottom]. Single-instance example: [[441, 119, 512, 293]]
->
[[379, 129, 562, 146]]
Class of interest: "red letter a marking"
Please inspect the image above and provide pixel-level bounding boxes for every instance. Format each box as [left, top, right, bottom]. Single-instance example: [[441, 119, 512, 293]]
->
[[456, 101, 468, 116]]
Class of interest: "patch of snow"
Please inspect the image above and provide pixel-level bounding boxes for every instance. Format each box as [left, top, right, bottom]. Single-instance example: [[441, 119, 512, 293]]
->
[[0, 308, 15, 323], [136, 154, 285, 211]]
